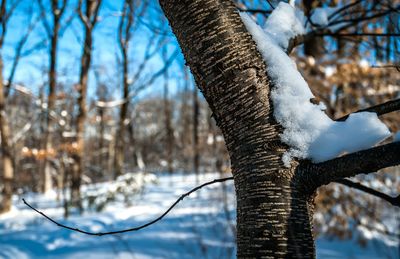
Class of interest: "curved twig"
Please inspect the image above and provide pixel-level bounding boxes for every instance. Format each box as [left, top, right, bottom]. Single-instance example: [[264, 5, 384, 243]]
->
[[335, 178, 399, 207], [23, 176, 234, 236]]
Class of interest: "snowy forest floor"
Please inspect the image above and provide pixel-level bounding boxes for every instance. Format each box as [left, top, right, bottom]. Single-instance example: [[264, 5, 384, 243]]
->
[[0, 172, 398, 259]]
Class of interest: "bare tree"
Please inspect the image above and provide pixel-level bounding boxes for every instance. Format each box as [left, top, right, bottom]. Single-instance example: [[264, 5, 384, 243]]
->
[[0, 0, 22, 213], [37, 0, 68, 193], [114, 0, 135, 179], [71, 0, 102, 211]]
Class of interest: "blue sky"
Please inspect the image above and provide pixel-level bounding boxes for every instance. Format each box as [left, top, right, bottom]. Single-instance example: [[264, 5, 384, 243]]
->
[[2, 0, 186, 103]]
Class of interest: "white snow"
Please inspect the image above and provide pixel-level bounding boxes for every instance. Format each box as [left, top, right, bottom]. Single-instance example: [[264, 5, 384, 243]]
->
[[240, 3, 391, 165], [0, 172, 398, 258], [309, 7, 338, 27], [263, 3, 305, 51]]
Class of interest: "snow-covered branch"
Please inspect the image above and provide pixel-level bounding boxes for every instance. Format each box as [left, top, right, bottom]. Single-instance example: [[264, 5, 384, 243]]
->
[[299, 142, 400, 192], [241, 5, 391, 166]]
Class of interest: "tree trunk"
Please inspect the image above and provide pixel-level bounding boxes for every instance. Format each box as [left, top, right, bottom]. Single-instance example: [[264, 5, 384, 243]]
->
[[0, 0, 14, 214], [163, 48, 173, 174], [159, 0, 316, 257], [302, 0, 324, 58], [192, 83, 199, 179], [114, 46, 129, 179], [0, 57, 14, 214], [40, 26, 60, 194], [72, 27, 92, 211]]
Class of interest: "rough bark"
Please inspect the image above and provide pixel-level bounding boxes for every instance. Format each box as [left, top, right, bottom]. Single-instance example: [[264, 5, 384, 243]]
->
[[159, 0, 400, 257], [159, 0, 315, 257]]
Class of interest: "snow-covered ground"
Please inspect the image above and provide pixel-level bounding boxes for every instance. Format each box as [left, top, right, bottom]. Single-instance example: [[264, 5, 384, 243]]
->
[[0, 172, 398, 258]]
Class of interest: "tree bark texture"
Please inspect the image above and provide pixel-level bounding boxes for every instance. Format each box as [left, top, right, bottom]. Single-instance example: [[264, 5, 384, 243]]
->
[[159, 0, 316, 257]]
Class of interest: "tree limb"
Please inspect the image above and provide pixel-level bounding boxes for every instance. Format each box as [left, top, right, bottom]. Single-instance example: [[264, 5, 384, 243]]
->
[[237, 8, 271, 14], [23, 177, 234, 236], [336, 98, 400, 121], [335, 179, 399, 207], [299, 142, 400, 191]]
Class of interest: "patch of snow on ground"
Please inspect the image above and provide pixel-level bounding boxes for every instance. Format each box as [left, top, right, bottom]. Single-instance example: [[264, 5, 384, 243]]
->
[[240, 4, 390, 165], [0, 172, 398, 258]]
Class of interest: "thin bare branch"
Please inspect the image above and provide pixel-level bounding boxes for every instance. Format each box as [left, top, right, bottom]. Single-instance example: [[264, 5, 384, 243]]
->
[[237, 8, 271, 14], [5, 9, 40, 96], [335, 178, 399, 207], [315, 32, 400, 37], [337, 99, 400, 121], [37, 0, 53, 37], [23, 177, 234, 236]]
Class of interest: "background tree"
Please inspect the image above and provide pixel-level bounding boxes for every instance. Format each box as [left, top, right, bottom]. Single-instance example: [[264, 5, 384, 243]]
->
[[71, 0, 102, 211], [0, 0, 15, 213], [37, 0, 69, 193], [114, 0, 135, 179]]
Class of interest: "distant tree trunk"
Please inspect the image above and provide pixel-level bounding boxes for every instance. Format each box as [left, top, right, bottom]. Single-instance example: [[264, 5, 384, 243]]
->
[[192, 83, 199, 179], [39, 3, 65, 193], [0, 58, 14, 214], [97, 106, 105, 170], [114, 0, 134, 179], [180, 67, 191, 171], [303, 0, 324, 58], [0, 0, 14, 214], [72, 0, 102, 211], [163, 47, 173, 174]]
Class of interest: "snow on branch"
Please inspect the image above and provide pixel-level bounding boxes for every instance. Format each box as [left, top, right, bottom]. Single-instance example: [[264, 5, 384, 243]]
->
[[299, 142, 400, 191], [23, 177, 234, 236], [240, 4, 391, 166]]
